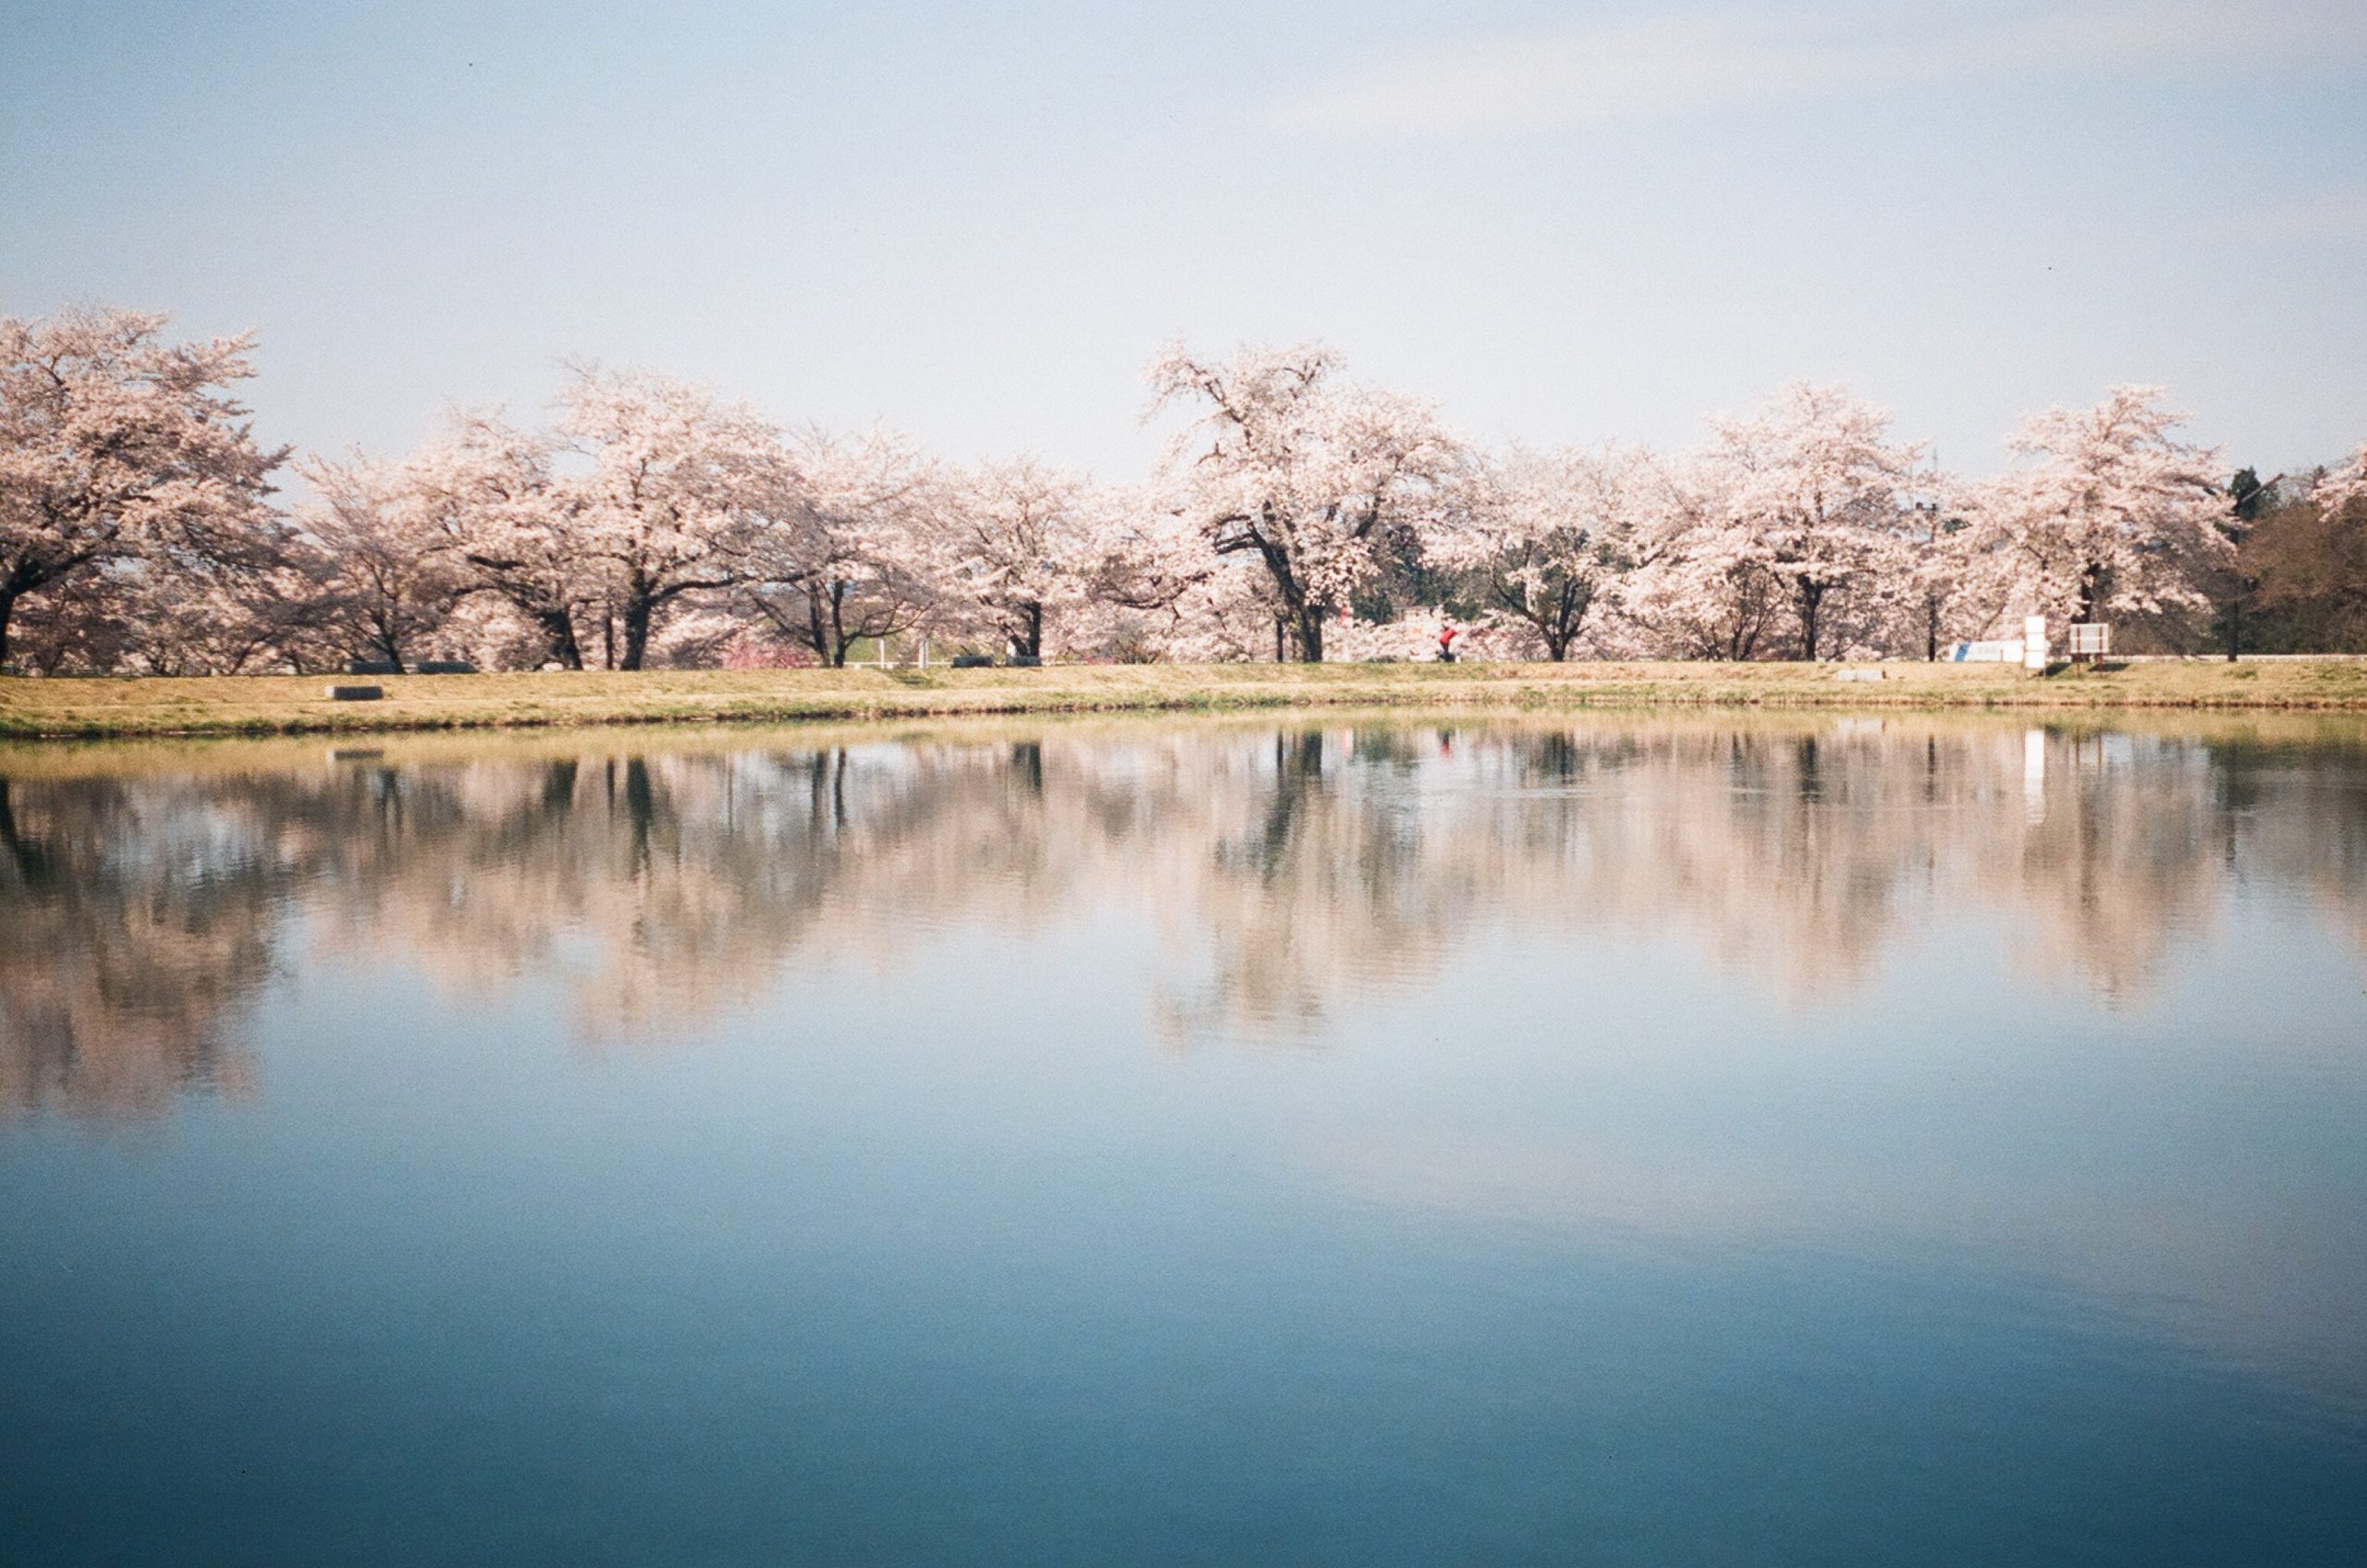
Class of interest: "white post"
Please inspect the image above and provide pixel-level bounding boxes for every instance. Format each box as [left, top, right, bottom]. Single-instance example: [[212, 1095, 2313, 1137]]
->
[[2024, 729, 2047, 824], [2022, 614, 2049, 673]]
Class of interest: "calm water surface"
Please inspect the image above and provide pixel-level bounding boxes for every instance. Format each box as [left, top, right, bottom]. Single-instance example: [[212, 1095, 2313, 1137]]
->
[[3, 712, 2364, 1565]]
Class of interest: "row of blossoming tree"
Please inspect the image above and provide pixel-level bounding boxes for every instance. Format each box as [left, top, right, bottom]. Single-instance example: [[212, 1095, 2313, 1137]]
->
[[6, 303, 2365, 673]]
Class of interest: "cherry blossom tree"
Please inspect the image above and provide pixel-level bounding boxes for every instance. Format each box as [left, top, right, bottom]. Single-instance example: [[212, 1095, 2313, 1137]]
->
[[1147, 342, 1464, 661], [1, 569, 129, 674], [1615, 456, 1786, 660], [941, 455, 1098, 658], [117, 544, 321, 674], [438, 592, 561, 673], [401, 413, 595, 668], [1895, 489, 2014, 660], [387, 370, 783, 670], [1080, 489, 1220, 634], [1698, 382, 1926, 660], [735, 427, 947, 667], [13, 492, 324, 678], [550, 366, 778, 669], [1441, 444, 1660, 660], [1985, 386, 2232, 625], [1022, 485, 1245, 662], [1153, 564, 1297, 663], [2317, 442, 2367, 514], [26, 305, 2360, 674], [0, 306, 286, 668], [295, 453, 462, 668]]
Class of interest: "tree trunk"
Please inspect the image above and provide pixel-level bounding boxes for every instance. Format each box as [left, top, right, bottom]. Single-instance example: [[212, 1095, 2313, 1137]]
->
[[1294, 605, 1325, 663], [1797, 581, 1823, 661], [537, 607, 584, 670], [2224, 594, 2241, 663], [826, 582, 853, 668], [1246, 533, 1314, 661], [619, 594, 653, 671], [1543, 603, 1573, 660], [1018, 601, 1043, 660], [805, 586, 831, 667], [371, 615, 406, 668], [0, 584, 15, 671], [1546, 579, 1590, 661]]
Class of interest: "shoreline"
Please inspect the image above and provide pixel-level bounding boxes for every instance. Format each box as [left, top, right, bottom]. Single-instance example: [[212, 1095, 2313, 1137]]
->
[[7, 659, 2367, 740]]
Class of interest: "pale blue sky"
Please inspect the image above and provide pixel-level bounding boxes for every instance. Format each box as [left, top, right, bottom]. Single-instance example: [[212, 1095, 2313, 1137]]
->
[[4, 0, 2361, 480]]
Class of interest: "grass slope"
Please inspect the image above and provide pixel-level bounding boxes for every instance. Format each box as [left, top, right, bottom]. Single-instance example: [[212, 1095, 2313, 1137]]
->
[[6, 658, 2367, 740]]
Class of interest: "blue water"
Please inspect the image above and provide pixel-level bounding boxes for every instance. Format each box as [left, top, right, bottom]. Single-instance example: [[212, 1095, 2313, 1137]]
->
[[3, 716, 2363, 1564]]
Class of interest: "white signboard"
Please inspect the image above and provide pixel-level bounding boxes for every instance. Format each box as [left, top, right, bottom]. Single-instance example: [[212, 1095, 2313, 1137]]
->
[[2023, 615, 2050, 672]]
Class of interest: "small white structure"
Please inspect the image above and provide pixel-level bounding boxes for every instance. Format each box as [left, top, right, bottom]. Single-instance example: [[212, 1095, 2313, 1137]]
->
[[1944, 617, 2053, 672], [2067, 622, 2110, 661]]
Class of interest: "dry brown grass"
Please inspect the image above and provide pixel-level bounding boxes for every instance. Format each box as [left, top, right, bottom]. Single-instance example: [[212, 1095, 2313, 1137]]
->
[[6, 657, 2367, 740]]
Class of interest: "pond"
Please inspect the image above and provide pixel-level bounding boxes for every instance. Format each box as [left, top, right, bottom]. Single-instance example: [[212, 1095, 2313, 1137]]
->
[[3, 712, 2364, 1565]]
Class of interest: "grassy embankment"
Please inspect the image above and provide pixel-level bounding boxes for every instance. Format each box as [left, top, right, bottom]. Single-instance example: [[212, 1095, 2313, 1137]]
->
[[6, 658, 2367, 740]]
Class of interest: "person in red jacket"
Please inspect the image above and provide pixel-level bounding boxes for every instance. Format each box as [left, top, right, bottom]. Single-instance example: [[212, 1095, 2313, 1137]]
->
[[1437, 623, 1460, 663]]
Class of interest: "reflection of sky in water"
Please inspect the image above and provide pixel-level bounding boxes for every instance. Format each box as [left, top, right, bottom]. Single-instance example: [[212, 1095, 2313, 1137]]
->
[[2, 714, 2364, 1564]]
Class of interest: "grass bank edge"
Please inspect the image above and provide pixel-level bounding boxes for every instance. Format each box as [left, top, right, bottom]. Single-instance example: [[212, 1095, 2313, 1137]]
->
[[6, 662, 2367, 739]]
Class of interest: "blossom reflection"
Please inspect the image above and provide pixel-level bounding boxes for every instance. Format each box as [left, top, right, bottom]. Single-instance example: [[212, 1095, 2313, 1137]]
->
[[4, 714, 2365, 1119]]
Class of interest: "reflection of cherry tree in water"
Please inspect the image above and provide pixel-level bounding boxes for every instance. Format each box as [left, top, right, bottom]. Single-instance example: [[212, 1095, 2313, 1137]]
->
[[1160, 719, 2367, 1031], [1159, 729, 1455, 1039], [0, 774, 279, 1117], [6, 717, 2367, 1116]]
